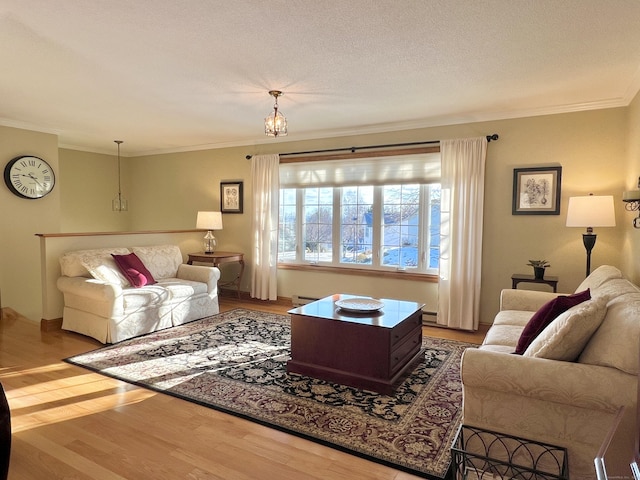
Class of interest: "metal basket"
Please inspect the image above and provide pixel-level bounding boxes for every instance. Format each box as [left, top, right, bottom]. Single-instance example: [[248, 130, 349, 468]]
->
[[451, 425, 569, 480]]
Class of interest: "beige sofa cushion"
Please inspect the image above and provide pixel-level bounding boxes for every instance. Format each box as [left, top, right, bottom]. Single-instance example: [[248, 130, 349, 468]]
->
[[493, 310, 533, 327], [579, 292, 640, 375], [590, 277, 640, 301], [482, 324, 524, 349], [159, 278, 209, 301], [575, 264, 623, 292], [60, 247, 131, 277], [524, 297, 607, 361], [131, 245, 183, 280], [122, 284, 169, 310], [481, 311, 533, 352]]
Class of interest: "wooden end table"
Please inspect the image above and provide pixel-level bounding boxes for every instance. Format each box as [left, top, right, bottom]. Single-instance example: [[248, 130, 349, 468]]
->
[[187, 251, 244, 298], [511, 273, 559, 293], [287, 294, 424, 395]]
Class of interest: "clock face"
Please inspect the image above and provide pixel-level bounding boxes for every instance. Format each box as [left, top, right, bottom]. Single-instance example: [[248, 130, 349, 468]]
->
[[4, 155, 56, 199]]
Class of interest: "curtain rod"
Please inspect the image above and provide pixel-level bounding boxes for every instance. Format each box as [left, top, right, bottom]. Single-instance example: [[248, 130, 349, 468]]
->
[[245, 134, 498, 160]]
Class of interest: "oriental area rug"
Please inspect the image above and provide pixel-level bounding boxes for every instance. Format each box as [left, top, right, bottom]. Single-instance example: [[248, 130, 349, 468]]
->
[[65, 308, 475, 479]]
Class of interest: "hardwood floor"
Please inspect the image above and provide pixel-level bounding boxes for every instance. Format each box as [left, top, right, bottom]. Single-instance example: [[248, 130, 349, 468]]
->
[[0, 299, 486, 480]]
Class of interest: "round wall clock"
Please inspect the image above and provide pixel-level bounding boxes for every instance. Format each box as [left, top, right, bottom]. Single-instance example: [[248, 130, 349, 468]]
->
[[3, 155, 56, 199]]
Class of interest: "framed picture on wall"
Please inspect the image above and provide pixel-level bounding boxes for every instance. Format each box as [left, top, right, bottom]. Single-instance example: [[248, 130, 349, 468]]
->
[[220, 181, 243, 213], [512, 166, 562, 215]]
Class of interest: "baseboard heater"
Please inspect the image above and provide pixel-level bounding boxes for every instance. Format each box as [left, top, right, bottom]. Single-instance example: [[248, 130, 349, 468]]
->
[[292, 294, 437, 324], [292, 295, 320, 307], [422, 310, 437, 325]]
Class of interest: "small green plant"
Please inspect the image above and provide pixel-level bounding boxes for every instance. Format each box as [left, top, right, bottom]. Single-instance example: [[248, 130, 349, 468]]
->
[[527, 260, 551, 268]]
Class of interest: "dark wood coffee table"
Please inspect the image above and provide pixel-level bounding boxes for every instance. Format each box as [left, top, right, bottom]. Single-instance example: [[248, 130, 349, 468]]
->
[[286, 294, 424, 395]]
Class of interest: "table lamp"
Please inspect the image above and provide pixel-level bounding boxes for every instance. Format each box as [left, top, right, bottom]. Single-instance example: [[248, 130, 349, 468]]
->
[[196, 211, 223, 254], [566, 194, 615, 277]]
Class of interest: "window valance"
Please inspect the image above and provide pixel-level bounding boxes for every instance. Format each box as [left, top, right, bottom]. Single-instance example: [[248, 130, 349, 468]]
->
[[279, 152, 441, 188]]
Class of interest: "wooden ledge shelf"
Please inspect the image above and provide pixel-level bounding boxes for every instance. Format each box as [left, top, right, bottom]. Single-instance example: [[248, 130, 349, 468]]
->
[[278, 263, 438, 282], [35, 229, 200, 238]]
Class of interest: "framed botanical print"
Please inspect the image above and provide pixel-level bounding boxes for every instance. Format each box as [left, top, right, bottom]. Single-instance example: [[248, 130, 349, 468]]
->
[[220, 181, 243, 213], [512, 166, 562, 215]]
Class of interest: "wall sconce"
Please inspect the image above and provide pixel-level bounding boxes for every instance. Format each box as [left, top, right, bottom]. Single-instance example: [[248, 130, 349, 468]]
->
[[623, 177, 640, 229]]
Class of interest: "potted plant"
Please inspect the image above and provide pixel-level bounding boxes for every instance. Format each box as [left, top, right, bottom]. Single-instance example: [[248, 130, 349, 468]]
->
[[527, 260, 551, 279]]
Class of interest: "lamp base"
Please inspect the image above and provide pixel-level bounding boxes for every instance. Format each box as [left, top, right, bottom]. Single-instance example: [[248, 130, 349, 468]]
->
[[203, 231, 217, 254], [582, 233, 597, 277]]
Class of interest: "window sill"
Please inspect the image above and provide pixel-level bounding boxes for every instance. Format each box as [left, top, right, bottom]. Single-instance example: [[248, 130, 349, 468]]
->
[[277, 263, 438, 282]]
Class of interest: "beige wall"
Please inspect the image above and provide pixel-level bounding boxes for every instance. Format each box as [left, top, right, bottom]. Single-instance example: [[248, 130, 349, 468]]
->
[[1, 104, 634, 325], [624, 91, 640, 283], [478, 109, 626, 322], [126, 148, 254, 292], [0, 126, 60, 320], [58, 148, 130, 232], [122, 108, 628, 324]]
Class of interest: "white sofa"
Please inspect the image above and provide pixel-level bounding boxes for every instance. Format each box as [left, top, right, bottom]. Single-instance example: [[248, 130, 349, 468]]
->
[[461, 265, 639, 480], [57, 244, 220, 344]]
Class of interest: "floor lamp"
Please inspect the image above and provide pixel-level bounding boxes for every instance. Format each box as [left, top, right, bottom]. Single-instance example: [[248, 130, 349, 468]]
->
[[566, 194, 616, 277]]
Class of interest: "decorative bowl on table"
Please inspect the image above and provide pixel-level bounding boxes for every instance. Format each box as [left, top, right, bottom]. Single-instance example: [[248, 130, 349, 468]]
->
[[335, 297, 384, 312]]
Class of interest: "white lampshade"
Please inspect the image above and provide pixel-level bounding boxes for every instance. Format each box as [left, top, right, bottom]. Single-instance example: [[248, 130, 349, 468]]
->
[[196, 211, 223, 230], [566, 195, 616, 228]]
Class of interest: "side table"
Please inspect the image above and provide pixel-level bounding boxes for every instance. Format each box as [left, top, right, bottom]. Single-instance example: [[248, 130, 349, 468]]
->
[[511, 273, 559, 293], [187, 251, 245, 298]]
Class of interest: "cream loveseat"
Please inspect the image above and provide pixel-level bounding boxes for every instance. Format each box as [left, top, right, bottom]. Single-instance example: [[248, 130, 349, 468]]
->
[[57, 245, 220, 343], [461, 265, 639, 480]]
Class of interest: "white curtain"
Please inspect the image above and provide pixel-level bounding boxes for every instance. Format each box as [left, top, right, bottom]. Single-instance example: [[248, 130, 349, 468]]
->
[[250, 154, 280, 300], [438, 137, 488, 330]]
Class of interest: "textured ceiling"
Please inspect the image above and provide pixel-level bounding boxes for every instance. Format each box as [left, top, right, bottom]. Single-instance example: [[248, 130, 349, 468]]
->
[[1, 0, 640, 156]]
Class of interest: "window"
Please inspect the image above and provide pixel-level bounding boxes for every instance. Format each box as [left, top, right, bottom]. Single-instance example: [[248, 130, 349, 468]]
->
[[341, 185, 372, 264], [278, 149, 441, 274], [303, 187, 333, 263]]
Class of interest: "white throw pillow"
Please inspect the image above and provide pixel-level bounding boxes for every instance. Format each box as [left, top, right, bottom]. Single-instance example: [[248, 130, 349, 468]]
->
[[523, 297, 607, 361], [81, 255, 130, 287], [578, 293, 640, 375]]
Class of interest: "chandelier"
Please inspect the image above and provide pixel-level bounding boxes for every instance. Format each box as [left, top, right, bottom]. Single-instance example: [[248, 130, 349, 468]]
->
[[112, 140, 128, 212], [264, 90, 287, 137]]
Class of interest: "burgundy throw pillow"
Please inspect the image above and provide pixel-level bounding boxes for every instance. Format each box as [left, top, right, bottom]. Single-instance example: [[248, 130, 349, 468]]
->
[[111, 253, 156, 288], [514, 288, 591, 355]]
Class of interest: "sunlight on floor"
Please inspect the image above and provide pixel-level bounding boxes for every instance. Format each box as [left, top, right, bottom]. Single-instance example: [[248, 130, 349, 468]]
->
[[6, 361, 157, 433]]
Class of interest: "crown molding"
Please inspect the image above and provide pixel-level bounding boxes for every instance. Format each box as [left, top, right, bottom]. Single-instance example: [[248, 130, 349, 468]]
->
[[5, 95, 635, 158]]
